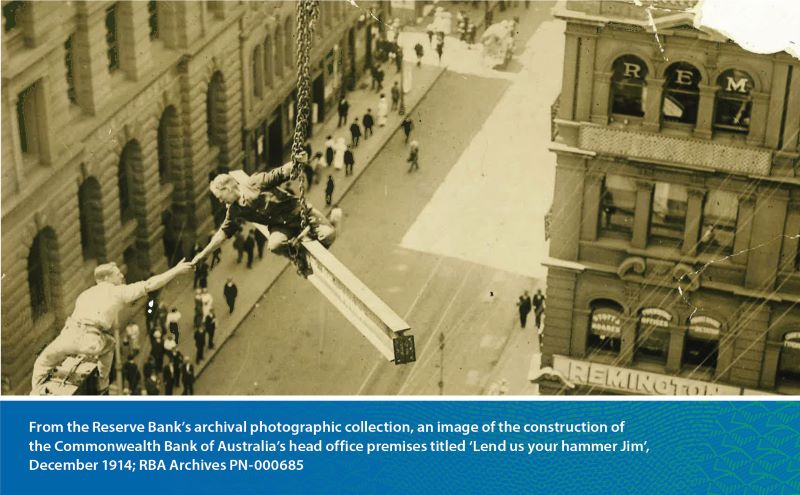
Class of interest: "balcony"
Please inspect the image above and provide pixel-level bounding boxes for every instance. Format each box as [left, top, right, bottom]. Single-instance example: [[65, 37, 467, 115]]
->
[[578, 123, 773, 177]]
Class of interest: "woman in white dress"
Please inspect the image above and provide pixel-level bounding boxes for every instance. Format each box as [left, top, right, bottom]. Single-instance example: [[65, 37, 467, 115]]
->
[[333, 137, 347, 171], [377, 93, 389, 127]]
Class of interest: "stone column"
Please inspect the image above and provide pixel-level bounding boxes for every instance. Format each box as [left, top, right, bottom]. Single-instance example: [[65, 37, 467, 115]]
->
[[557, 33, 579, 122], [666, 326, 686, 373], [619, 312, 636, 366], [764, 64, 789, 149], [590, 71, 611, 124], [682, 187, 706, 256], [642, 77, 663, 131], [746, 91, 769, 147], [581, 173, 604, 242], [632, 180, 653, 249], [759, 340, 783, 390], [574, 33, 597, 122], [715, 331, 733, 382], [693, 84, 716, 139]]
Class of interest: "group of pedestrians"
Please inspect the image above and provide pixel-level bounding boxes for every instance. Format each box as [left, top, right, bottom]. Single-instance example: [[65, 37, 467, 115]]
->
[[517, 289, 545, 331]]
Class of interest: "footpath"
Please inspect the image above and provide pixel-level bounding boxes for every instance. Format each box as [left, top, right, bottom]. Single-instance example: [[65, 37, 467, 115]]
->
[[115, 56, 446, 395]]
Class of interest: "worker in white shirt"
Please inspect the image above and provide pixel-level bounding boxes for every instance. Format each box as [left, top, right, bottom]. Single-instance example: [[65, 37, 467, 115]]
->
[[31, 260, 192, 395]]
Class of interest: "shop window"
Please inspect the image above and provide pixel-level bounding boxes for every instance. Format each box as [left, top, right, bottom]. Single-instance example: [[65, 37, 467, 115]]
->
[[611, 55, 647, 117], [588, 300, 623, 355], [699, 190, 738, 255], [662, 62, 700, 124], [147, 0, 158, 40], [650, 182, 687, 248], [683, 316, 720, 371], [636, 308, 671, 365], [777, 332, 800, 388], [105, 3, 119, 72], [65, 34, 77, 105], [714, 69, 752, 133], [600, 175, 636, 239]]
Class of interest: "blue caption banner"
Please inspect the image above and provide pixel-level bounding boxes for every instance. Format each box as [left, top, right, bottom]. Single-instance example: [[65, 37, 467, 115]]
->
[[1, 400, 798, 494]]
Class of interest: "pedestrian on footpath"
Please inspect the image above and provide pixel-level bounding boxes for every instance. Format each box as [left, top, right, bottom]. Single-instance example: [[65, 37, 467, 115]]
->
[[350, 118, 362, 147], [143, 355, 156, 380], [210, 244, 222, 270], [517, 290, 532, 329], [201, 288, 214, 319], [204, 311, 217, 350], [125, 322, 141, 358], [233, 230, 245, 263], [151, 331, 164, 372], [426, 26, 434, 46], [401, 115, 414, 143], [333, 137, 346, 171], [414, 42, 424, 66], [407, 141, 420, 172], [123, 355, 141, 395], [370, 64, 379, 91], [391, 82, 400, 111], [436, 37, 444, 64], [162, 358, 176, 395], [223, 278, 238, 313], [363, 110, 375, 139], [194, 325, 206, 364], [377, 94, 389, 127], [344, 145, 355, 176], [182, 357, 196, 396], [194, 289, 204, 329], [166, 307, 182, 344], [196, 259, 209, 289], [337, 97, 350, 127], [532, 289, 546, 329], [144, 369, 160, 396], [324, 135, 335, 167], [325, 175, 335, 206], [157, 302, 168, 334], [244, 230, 256, 268], [376, 66, 385, 91], [171, 349, 184, 389], [312, 152, 323, 184], [254, 229, 267, 259]]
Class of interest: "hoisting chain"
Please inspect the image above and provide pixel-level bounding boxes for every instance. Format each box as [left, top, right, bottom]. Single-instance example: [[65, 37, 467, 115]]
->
[[287, 0, 319, 274]]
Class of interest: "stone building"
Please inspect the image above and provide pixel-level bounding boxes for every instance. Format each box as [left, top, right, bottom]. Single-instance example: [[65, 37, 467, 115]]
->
[[0, 0, 380, 393], [540, 0, 800, 395]]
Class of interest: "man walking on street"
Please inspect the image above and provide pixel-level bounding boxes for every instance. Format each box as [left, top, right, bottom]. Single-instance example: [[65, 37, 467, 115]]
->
[[123, 355, 141, 395], [325, 175, 335, 206], [244, 230, 256, 268], [401, 116, 414, 143], [414, 42, 424, 67], [254, 230, 267, 259], [532, 289, 546, 329], [407, 141, 420, 173], [391, 82, 400, 111], [363, 109, 374, 139], [344, 145, 355, 176], [182, 357, 196, 396], [30, 260, 191, 395], [233, 230, 245, 264], [194, 326, 206, 364], [517, 291, 532, 329], [223, 278, 238, 314], [337, 97, 349, 127], [204, 311, 217, 350], [350, 118, 361, 147], [166, 307, 182, 344]]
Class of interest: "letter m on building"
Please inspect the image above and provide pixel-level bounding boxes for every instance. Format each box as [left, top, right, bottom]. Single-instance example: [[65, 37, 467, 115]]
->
[[726, 77, 749, 93]]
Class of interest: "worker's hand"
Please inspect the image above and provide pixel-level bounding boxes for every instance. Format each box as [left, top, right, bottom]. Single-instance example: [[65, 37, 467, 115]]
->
[[174, 258, 195, 274]]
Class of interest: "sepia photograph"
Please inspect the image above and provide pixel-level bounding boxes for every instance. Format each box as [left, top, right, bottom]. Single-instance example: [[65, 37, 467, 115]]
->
[[2, 0, 799, 397]]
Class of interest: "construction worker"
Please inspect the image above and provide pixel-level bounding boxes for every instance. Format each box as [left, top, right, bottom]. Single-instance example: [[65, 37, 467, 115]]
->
[[31, 260, 192, 395]]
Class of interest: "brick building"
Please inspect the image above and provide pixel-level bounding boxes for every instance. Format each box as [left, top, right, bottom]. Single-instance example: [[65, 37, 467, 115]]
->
[[539, 0, 800, 395], [1, 0, 382, 393]]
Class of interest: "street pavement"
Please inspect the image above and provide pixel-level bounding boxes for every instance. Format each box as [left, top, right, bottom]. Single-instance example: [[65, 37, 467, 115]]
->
[[115, 56, 446, 395], [195, 3, 560, 396]]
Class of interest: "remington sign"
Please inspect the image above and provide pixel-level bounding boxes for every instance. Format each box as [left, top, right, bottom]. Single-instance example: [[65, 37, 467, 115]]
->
[[552, 355, 741, 396]]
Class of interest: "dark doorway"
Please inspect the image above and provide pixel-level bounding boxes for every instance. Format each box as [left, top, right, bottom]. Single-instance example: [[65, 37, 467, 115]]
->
[[268, 112, 283, 168], [312, 73, 325, 131], [348, 28, 357, 90]]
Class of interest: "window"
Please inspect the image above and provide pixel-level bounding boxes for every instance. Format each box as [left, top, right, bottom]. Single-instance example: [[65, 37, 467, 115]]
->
[[662, 62, 700, 124], [3, 1, 25, 32], [147, 1, 158, 40], [118, 147, 133, 222], [207, 72, 224, 147], [699, 190, 738, 255], [587, 300, 623, 354], [714, 69, 753, 133], [105, 4, 119, 72], [275, 26, 284, 76], [263, 35, 273, 88], [28, 230, 55, 321], [683, 316, 720, 371], [636, 308, 671, 365], [777, 332, 800, 388], [157, 108, 177, 184], [252, 46, 263, 98], [284, 18, 293, 68], [600, 175, 636, 238], [64, 35, 77, 105], [611, 55, 647, 117], [650, 182, 687, 248], [16, 82, 41, 156], [78, 178, 102, 261]]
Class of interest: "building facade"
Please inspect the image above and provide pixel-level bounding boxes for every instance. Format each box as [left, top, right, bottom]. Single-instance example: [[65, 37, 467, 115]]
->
[[540, 0, 800, 396], [0, 0, 382, 393]]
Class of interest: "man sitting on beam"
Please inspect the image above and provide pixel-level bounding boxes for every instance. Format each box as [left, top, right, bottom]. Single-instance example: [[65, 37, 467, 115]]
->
[[192, 153, 335, 273]]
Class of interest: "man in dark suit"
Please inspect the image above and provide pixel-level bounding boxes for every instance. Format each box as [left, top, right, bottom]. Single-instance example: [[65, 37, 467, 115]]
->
[[163, 360, 176, 395], [363, 109, 374, 139], [182, 358, 196, 395], [517, 291, 532, 329], [223, 279, 238, 314]]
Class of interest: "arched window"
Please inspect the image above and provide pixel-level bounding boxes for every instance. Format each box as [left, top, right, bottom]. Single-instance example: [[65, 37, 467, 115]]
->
[[263, 35, 274, 88], [588, 300, 623, 354], [157, 106, 178, 184], [78, 177, 104, 261], [714, 69, 753, 133], [207, 71, 225, 148], [611, 55, 647, 117], [777, 331, 800, 389], [28, 229, 57, 321], [636, 308, 671, 364], [275, 25, 284, 77], [684, 315, 720, 371], [662, 62, 700, 124], [284, 17, 293, 68], [118, 147, 133, 222]]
